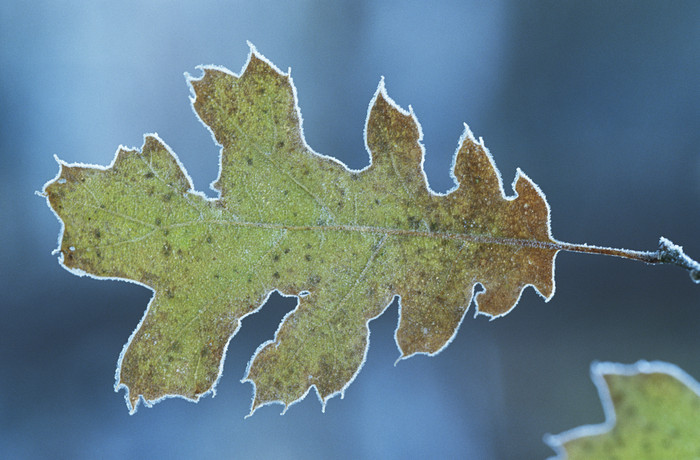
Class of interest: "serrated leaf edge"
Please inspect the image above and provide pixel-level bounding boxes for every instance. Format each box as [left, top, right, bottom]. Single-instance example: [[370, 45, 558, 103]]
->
[[42, 42, 560, 415]]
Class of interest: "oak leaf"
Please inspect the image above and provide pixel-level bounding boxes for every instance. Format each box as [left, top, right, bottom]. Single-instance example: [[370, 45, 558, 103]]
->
[[41, 45, 700, 414], [545, 361, 700, 459]]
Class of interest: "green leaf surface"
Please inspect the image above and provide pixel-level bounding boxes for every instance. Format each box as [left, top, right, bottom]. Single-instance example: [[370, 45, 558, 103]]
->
[[545, 361, 700, 459], [43, 45, 561, 414]]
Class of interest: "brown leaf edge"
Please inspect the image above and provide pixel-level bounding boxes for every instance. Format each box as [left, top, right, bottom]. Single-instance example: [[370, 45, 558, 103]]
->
[[543, 360, 700, 459]]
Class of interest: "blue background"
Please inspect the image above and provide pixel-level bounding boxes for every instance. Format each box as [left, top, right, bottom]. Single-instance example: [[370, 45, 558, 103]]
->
[[1, 1, 699, 458]]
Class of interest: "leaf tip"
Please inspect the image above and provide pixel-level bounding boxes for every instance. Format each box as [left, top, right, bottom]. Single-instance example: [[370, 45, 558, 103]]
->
[[240, 375, 265, 418], [460, 122, 478, 145], [377, 74, 386, 92], [183, 71, 199, 106], [114, 382, 141, 415], [371, 75, 411, 117], [245, 39, 259, 56]]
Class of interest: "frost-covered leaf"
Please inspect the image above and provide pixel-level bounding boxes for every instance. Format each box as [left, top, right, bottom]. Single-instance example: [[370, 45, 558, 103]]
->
[[41, 45, 700, 415], [545, 361, 700, 459]]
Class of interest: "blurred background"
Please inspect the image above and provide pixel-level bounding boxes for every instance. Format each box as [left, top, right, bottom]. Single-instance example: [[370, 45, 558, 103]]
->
[[1, 1, 699, 458]]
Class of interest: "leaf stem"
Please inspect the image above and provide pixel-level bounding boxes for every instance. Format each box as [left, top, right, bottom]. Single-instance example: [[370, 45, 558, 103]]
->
[[558, 237, 700, 283]]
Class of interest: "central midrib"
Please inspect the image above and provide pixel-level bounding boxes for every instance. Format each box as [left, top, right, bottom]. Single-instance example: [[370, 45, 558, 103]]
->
[[168, 218, 561, 251]]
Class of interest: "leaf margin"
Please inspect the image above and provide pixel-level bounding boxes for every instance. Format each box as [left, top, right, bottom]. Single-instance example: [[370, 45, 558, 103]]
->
[[41, 42, 562, 414]]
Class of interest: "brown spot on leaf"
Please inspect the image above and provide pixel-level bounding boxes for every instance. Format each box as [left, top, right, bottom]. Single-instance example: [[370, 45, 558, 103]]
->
[[308, 274, 321, 285]]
